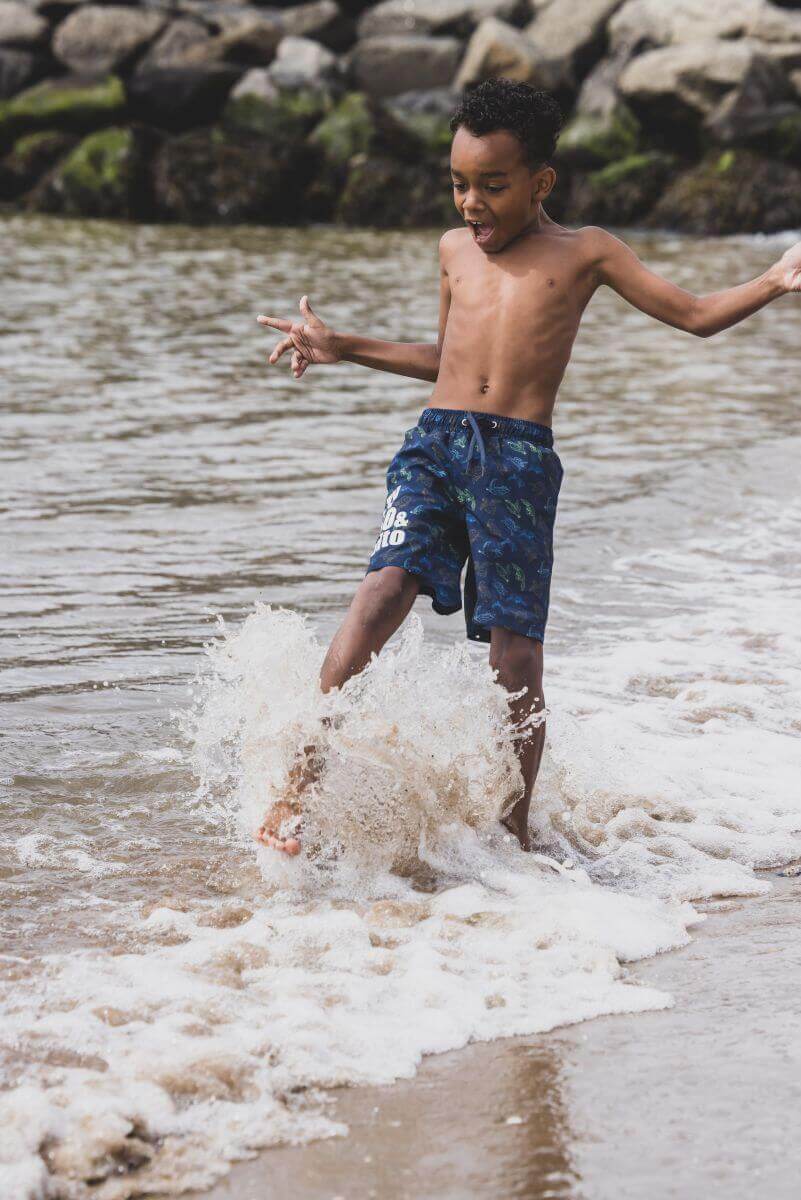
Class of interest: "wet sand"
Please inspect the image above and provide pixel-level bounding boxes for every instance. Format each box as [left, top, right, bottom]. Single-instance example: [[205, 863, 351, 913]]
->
[[201, 875, 801, 1200]]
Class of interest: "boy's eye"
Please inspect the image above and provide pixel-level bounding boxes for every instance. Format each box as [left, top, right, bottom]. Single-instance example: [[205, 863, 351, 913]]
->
[[452, 182, 467, 191], [486, 186, 505, 194]]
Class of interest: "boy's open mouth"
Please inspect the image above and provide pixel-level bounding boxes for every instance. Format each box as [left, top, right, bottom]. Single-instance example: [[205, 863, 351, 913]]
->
[[467, 220, 494, 245]]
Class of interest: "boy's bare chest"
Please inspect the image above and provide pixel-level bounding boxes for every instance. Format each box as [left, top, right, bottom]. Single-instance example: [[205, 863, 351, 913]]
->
[[448, 243, 583, 325]]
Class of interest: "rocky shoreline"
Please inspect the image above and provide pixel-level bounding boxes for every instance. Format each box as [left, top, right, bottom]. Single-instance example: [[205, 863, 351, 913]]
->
[[2, 0, 801, 232]]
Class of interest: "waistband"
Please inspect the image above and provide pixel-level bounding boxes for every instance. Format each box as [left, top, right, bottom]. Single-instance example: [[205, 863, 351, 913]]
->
[[418, 407, 554, 448]]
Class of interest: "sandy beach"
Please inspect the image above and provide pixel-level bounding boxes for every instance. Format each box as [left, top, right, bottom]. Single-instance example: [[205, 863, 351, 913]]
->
[[202, 875, 801, 1200]]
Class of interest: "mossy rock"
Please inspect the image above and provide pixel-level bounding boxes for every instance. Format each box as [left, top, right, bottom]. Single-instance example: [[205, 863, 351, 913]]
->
[[648, 149, 801, 234], [392, 109, 452, 156], [222, 87, 331, 141], [309, 91, 423, 169], [337, 153, 452, 228], [557, 106, 641, 169], [567, 151, 675, 227], [0, 129, 77, 200], [753, 110, 801, 170], [29, 125, 158, 218], [0, 76, 126, 152], [153, 124, 321, 224]]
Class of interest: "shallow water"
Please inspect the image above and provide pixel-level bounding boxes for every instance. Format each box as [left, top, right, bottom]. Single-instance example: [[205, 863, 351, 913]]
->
[[1, 215, 800, 1198]]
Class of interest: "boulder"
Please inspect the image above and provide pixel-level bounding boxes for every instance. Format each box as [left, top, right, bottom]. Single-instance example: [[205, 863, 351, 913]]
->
[[277, 0, 353, 51], [0, 127, 76, 198], [338, 153, 453, 225], [309, 89, 423, 164], [152, 123, 319, 222], [223, 81, 330, 137], [792, 68, 801, 99], [389, 88, 460, 152], [525, 0, 623, 92], [609, 0, 801, 53], [357, 0, 524, 40], [53, 7, 166, 76], [455, 17, 548, 89], [349, 34, 461, 97], [126, 65, 242, 131], [0, 74, 125, 150], [0, 47, 48, 99], [557, 104, 640, 167], [617, 38, 791, 152], [182, 17, 282, 68], [32, 123, 156, 216], [268, 35, 339, 92], [0, 1, 49, 48], [137, 19, 212, 72], [648, 147, 801, 232], [567, 149, 675, 224], [573, 45, 634, 118]]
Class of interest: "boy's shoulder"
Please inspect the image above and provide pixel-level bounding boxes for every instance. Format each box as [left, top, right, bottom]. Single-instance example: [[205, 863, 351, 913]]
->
[[439, 225, 469, 261]]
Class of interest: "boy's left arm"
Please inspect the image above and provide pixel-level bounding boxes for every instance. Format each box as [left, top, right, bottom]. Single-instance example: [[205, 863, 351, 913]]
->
[[589, 228, 801, 337]]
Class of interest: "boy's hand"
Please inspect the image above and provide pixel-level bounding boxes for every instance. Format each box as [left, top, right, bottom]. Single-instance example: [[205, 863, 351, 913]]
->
[[775, 241, 801, 293], [257, 295, 340, 379]]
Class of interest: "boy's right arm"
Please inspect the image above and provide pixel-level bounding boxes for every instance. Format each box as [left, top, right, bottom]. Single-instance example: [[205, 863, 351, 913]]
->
[[258, 234, 453, 383]]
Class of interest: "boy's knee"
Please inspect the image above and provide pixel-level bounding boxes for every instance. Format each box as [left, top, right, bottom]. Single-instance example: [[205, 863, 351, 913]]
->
[[355, 567, 417, 627], [489, 632, 543, 695]]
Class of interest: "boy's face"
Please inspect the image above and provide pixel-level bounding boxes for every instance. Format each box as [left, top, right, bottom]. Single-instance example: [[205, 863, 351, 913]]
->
[[450, 126, 552, 253]]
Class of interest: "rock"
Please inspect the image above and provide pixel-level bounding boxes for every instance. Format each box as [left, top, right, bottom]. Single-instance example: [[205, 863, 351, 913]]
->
[[525, 0, 623, 92], [309, 89, 423, 165], [792, 68, 801, 100], [573, 46, 634, 119], [152, 123, 319, 222], [278, 0, 353, 51], [388, 85, 460, 115], [609, 0, 801, 53], [137, 19, 212, 72], [454, 17, 548, 89], [0, 47, 48, 99], [357, 0, 524, 40], [710, 99, 801, 162], [33, 124, 155, 216], [0, 128, 76, 198], [223, 82, 330, 138], [0, 1, 49, 48], [568, 149, 674, 223], [649, 148, 801, 232], [126, 65, 242, 131], [268, 35, 339, 92], [53, 7, 166, 76], [349, 34, 461, 98], [617, 38, 791, 153], [229, 64, 279, 103], [0, 74, 125, 150], [557, 104, 640, 167], [338, 152, 453, 225], [183, 17, 282, 68]]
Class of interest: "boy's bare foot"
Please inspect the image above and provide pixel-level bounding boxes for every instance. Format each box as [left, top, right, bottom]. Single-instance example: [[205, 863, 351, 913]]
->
[[500, 808, 531, 851], [255, 742, 323, 855]]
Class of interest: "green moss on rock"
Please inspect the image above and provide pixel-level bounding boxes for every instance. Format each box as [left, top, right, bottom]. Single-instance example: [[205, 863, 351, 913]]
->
[[568, 151, 675, 226], [308, 92, 374, 166], [338, 153, 452, 228], [648, 150, 801, 234], [557, 106, 641, 169], [0, 129, 78, 201], [223, 88, 330, 141], [0, 76, 125, 150]]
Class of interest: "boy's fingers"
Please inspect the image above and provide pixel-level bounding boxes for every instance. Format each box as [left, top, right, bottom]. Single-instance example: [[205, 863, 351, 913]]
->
[[257, 315, 293, 332], [269, 336, 294, 363], [299, 295, 318, 322]]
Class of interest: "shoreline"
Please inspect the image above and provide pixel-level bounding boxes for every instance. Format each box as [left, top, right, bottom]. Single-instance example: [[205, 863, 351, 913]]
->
[[197, 874, 801, 1200]]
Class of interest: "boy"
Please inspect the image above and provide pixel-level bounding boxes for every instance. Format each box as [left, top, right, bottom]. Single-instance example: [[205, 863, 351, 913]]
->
[[256, 78, 800, 856]]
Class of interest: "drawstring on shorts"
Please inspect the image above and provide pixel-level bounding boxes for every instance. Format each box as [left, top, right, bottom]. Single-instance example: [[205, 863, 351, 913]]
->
[[461, 412, 498, 477]]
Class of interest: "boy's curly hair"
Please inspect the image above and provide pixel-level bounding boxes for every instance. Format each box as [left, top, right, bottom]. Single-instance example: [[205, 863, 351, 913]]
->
[[449, 79, 563, 168]]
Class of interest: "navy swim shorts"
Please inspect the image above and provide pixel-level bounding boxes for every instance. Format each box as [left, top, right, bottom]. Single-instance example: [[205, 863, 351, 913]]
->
[[365, 407, 563, 643]]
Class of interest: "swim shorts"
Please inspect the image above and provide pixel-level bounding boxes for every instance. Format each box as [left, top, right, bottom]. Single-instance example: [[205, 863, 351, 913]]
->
[[366, 407, 563, 643]]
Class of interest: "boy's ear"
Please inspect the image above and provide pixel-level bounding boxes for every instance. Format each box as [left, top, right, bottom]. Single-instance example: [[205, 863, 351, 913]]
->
[[532, 165, 556, 201]]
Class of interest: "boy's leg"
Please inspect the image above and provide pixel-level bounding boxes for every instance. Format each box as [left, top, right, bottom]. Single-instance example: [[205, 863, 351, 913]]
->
[[489, 627, 545, 852], [257, 566, 420, 853]]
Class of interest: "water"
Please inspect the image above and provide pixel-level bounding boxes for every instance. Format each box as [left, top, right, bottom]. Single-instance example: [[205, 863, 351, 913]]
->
[[1, 215, 800, 1199]]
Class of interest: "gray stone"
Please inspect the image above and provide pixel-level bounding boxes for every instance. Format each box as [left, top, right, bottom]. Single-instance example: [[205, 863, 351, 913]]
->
[[0, 1, 49, 48], [277, 0, 350, 49], [455, 17, 548, 88], [792, 69, 801, 100], [182, 16, 282, 67], [388, 86, 460, 115], [358, 0, 522, 40], [53, 6, 166, 75], [0, 46, 45, 97], [126, 64, 243, 130], [349, 34, 461, 97], [137, 19, 212, 72], [574, 46, 634, 118], [608, 0, 801, 53], [267, 34, 338, 90], [230, 64, 279, 103], [618, 37, 791, 149], [525, 0, 623, 91]]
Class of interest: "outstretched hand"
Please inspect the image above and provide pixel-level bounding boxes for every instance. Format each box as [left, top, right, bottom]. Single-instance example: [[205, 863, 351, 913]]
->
[[257, 295, 340, 379], [777, 241, 801, 293]]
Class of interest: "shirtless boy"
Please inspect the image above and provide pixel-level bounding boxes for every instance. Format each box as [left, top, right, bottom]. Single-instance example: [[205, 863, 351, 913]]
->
[[256, 78, 801, 856]]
